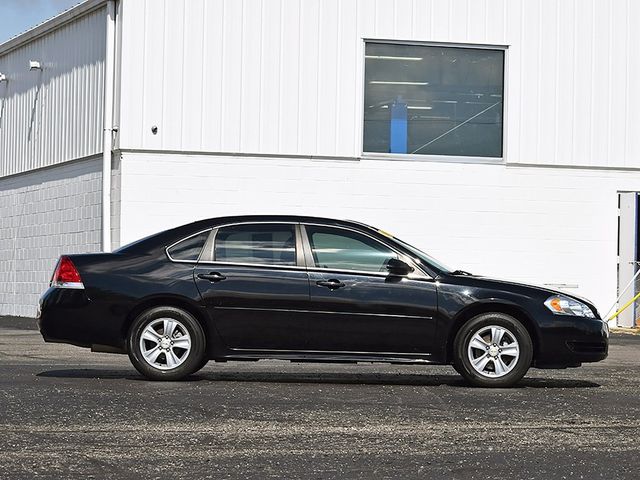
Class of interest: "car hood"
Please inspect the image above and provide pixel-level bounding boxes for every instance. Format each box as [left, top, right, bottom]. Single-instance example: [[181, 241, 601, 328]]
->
[[445, 273, 596, 307]]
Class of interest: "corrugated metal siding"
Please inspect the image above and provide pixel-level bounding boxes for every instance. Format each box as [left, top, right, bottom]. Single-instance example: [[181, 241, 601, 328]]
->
[[0, 7, 106, 177], [118, 0, 640, 168]]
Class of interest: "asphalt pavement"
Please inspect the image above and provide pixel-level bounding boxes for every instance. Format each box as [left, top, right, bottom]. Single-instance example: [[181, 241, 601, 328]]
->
[[0, 316, 639, 479]]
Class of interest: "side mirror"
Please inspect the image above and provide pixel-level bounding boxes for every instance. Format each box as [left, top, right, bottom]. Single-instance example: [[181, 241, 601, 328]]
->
[[386, 258, 414, 276]]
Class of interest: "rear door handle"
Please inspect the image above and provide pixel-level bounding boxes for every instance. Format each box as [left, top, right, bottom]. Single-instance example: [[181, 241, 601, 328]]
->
[[197, 272, 227, 283], [316, 279, 346, 290]]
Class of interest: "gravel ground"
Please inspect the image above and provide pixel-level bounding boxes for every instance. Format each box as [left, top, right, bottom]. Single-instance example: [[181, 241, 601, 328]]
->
[[0, 316, 639, 479]]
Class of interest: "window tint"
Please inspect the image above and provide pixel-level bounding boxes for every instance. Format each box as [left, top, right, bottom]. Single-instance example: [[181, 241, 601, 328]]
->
[[306, 226, 397, 273], [363, 42, 504, 158], [214, 224, 296, 266], [167, 231, 210, 261]]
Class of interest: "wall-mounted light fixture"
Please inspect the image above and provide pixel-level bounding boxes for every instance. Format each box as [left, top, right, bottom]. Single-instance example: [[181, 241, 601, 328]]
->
[[0, 73, 6, 82], [29, 61, 42, 70]]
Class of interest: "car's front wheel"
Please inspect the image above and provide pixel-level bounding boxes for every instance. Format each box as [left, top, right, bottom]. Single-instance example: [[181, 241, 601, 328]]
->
[[453, 313, 533, 388], [127, 306, 206, 381]]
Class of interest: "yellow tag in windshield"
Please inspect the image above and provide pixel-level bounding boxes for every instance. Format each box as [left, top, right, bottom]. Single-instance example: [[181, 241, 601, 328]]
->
[[377, 229, 394, 239]]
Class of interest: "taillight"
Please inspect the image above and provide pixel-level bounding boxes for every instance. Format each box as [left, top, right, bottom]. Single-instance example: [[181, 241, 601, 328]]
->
[[51, 256, 84, 289]]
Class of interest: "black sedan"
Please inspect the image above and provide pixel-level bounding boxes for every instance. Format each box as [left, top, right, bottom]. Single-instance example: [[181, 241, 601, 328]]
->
[[38, 215, 608, 387]]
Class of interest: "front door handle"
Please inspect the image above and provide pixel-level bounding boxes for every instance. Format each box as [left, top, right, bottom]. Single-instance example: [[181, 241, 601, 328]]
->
[[316, 279, 346, 290], [197, 272, 227, 283]]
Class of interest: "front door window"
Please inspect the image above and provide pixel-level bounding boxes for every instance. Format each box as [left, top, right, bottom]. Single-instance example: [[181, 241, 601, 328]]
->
[[305, 225, 397, 273]]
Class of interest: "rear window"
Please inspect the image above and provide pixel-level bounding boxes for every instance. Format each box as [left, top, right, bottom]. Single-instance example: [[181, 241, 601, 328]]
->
[[167, 231, 210, 261], [213, 224, 296, 266]]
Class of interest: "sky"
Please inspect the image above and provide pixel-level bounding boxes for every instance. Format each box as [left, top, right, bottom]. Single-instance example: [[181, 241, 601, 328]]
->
[[0, 0, 82, 44]]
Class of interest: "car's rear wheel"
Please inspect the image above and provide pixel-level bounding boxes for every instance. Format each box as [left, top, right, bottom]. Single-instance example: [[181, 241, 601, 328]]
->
[[127, 306, 206, 381], [453, 313, 533, 388]]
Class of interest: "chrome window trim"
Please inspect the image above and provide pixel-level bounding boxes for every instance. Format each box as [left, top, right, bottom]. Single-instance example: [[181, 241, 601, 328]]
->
[[165, 228, 213, 263], [195, 260, 308, 271], [198, 228, 218, 262], [193, 260, 429, 279], [299, 224, 315, 269], [294, 224, 306, 267], [300, 223, 431, 279], [305, 266, 430, 280], [165, 220, 432, 279]]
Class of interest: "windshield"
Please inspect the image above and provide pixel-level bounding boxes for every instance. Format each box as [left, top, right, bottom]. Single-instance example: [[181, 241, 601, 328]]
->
[[387, 234, 452, 273]]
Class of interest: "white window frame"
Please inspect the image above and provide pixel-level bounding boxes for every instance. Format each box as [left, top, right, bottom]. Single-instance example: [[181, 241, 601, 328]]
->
[[359, 39, 509, 165]]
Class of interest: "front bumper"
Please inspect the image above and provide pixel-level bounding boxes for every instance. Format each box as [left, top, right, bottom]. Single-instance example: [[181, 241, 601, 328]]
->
[[534, 314, 608, 368]]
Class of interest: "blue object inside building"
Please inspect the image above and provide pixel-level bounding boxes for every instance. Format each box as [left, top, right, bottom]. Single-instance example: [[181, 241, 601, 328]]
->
[[390, 98, 408, 154]]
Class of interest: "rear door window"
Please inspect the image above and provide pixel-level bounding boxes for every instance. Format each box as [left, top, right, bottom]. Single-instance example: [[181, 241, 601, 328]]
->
[[213, 224, 296, 266]]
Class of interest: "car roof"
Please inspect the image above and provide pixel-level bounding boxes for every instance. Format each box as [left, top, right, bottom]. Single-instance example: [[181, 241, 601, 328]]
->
[[179, 215, 381, 233], [116, 215, 381, 254], [208, 214, 372, 225], [114, 215, 447, 277]]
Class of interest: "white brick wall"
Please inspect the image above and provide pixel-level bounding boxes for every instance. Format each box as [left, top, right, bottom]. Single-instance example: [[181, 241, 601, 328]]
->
[[0, 158, 102, 317], [120, 152, 640, 315], [110, 154, 122, 251]]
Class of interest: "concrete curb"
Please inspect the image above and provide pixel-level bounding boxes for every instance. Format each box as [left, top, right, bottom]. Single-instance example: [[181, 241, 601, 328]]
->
[[610, 327, 640, 335], [0, 316, 38, 330]]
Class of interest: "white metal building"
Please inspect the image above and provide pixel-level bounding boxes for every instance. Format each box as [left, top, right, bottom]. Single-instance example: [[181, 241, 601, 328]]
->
[[1, 0, 639, 322]]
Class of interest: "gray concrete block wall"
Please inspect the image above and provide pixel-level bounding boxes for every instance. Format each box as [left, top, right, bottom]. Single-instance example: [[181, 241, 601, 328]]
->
[[0, 157, 102, 317]]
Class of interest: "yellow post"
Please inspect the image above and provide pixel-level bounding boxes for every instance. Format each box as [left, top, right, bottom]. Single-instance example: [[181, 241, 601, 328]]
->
[[608, 291, 640, 321]]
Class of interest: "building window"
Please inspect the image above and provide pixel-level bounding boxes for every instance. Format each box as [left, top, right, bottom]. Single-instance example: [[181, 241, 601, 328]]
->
[[363, 42, 505, 158]]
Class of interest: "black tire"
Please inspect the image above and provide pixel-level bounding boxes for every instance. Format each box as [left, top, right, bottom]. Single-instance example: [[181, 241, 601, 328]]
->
[[453, 312, 533, 388], [127, 306, 207, 381], [192, 357, 210, 375]]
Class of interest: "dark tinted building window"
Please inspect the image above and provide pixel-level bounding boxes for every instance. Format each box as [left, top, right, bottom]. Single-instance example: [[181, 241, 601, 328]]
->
[[214, 224, 296, 266], [167, 231, 210, 261], [363, 42, 505, 158]]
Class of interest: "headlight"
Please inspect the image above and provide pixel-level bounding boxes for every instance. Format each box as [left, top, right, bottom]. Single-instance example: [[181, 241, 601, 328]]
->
[[544, 295, 595, 318]]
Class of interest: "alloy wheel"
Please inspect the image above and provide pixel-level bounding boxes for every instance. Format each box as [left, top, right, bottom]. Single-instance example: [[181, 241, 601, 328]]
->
[[467, 325, 520, 378], [139, 318, 192, 370]]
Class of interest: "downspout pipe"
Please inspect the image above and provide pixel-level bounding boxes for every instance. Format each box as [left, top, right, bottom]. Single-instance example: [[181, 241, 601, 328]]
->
[[102, 0, 116, 252]]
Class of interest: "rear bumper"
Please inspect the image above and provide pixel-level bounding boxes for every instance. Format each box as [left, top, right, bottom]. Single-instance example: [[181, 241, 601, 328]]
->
[[38, 287, 93, 347], [38, 287, 126, 350], [534, 314, 609, 368]]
